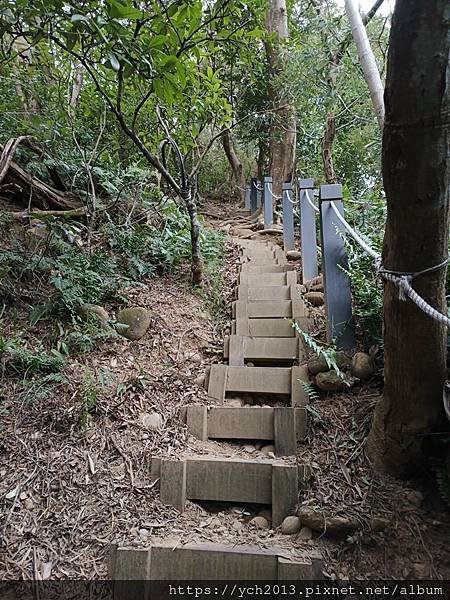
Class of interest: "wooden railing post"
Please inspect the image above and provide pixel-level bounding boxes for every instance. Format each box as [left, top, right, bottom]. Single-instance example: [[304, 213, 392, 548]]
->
[[256, 182, 262, 209], [298, 178, 318, 283], [244, 184, 251, 210], [319, 184, 355, 349], [250, 177, 258, 213], [263, 176, 273, 228], [282, 182, 295, 251]]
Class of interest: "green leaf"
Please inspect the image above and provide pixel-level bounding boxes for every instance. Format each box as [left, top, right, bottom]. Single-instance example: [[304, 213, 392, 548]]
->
[[108, 52, 121, 71], [148, 35, 167, 49], [71, 14, 89, 23], [108, 0, 143, 20]]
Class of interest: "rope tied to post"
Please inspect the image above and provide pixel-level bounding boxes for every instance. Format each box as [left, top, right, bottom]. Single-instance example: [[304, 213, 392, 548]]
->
[[328, 200, 450, 327], [267, 182, 282, 200]]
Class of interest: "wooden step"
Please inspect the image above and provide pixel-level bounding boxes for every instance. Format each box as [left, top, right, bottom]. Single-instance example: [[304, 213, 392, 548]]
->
[[233, 299, 306, 319], [150, 456, 306, 526], [240, 264, 295, 274], [207, 364, 309, 406], [237, 284, 303, 301], [240, 271, 297, 286], [110, 542, 323, 583], [232, 318, 296, 337], [224, 335, 305, 365], [186, 406, 307, 455]]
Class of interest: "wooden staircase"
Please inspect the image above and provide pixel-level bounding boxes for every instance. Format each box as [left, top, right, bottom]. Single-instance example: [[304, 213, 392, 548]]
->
[[110, 237, 323, 584]]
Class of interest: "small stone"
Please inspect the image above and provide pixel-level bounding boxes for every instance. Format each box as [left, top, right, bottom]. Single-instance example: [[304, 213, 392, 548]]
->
[[130, 527, 139, 537], [286, 250, 301, 261], [142, 412, 163, 431], [297, 506, 360, 536], [226, 398, 244, 407], [189, 353, 203, 364], [195, 374, 206, 388], [254, 443, 263, 450], [406, 490, 424, 508], [370, 516, 390, 532], [138, 528, 149, 539], [231, 227, 254, 238], [298, 526, 313, 540], [261, 444, 275, 455], [77, 303, 110, 324], [306, 275, 324, 293], [232, 521, 243, 532], [304, 292, 324, 307], [249, 516, 269, 530], [23, 498, 34, 510], [315, 370, 346, 392], [307, 354, 329, 375], [350, 352, 374, 380], [243, 444, 256, 453], [116, 307, 151, 341], [281, 516, 301, 535]]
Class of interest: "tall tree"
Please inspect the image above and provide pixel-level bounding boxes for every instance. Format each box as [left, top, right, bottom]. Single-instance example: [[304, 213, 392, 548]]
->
[[369, 0, 449, 475], [345, 0, 385, 129], [266, 0, 296, 202]]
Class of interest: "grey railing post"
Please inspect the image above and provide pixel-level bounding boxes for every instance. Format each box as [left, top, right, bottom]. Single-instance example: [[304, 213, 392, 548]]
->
[[263, 176, 273, 228], [299, 178, 318, 283], [282, 182, 295, 251], [244, 184, 251, 210], [250, 178, 257, 213], [319, 184, 354, 349]]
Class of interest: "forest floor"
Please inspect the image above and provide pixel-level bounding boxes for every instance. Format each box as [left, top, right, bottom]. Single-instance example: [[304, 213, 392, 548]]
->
[[1, 199, 449, 580]]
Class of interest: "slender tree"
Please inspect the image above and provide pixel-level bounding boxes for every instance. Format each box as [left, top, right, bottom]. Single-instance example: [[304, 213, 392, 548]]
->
[[345, 0, 385, 129], [368, 0, 449, 475], [266, 0, 296, 202]]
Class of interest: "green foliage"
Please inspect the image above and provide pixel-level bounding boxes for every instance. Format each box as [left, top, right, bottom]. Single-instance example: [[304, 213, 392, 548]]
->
[[0, 336, 66, 377], [291, 322, 347, 381]]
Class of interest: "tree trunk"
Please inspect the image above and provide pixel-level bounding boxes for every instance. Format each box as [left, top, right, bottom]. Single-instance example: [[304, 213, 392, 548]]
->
[[266, 0, 296, 203], [222, 128, 245, 204], [182, 188, 203, 286], [368, 0, 449, 476], [345, 0, 385, 129], [69, 65, 84, 109], [321, 113, 337, 183]]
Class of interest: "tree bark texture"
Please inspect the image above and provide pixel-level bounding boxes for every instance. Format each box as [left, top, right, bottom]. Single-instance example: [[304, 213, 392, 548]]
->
[[345, 0, 385, 129], [322, 113, 337, 183], [266, 0, 296, 203], [182, 188, 204, 286], [222, 128, 246, 204], [369, 0, 450, 476]]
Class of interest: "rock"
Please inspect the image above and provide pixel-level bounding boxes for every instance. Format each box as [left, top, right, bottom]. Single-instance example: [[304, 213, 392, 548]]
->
[[307, 354, 329, 375], [304, 292, 324, 307], [306, 275, 324, 293], [232, 521, 243, 532], [139, 528, 149, 540], [116, 307, 151, 341], [77, 303, 110, 324], [231, 227, 254, 238], [195, 374, 206, 388], [281, 516, 301, 535], [315, 370, 346, 392], [226, 398, 244, 408], [298, 526, 313, 540], [406, 490, 424, 508], [409, 562, 429, 579], [335, 351, 351, 370], [189, 353, 203, 364], [130, 527, 139, 537], [297, 507, 360, 536], [286, 250, 301, 261], [261, 444, 275, 456], [249, 516, 269, 530], [141, 412, 163, 431], [350, 352, 374, 380], [23, 498, 34, 510], [243, 444, 256, 453]]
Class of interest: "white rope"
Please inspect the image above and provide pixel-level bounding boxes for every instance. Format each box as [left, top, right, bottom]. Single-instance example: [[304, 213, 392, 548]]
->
[[304, 191, 320, 214], [329, 201, 450, 327], [267, 182, 282, 200], [330, 202, 380, 260], [286, 190, 296, 205]]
